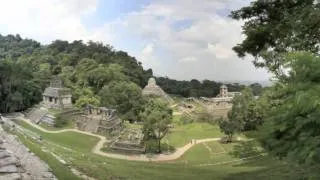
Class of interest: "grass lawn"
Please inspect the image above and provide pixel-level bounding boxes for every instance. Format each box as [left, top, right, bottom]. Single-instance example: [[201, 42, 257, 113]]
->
[[164, 122, 223, 147], [47, 108, 63, 115], [13, 119, 308, 180], [179, 141, 263, 165], [16, 133, 82, 180], [17, 120, 99, 152], [39, 119, 75, 131]]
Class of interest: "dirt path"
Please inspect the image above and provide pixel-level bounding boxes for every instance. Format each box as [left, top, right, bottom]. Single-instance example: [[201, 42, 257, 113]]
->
[[18, 118, 221, 162]]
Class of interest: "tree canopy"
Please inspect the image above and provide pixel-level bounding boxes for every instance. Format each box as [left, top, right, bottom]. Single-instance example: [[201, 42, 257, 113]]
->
[[156, 77, 247, 97], [260, 53, 320, 166], [0, 34, 153, 115], [231, 0, 320, 76], [140, 99, 172, 153]]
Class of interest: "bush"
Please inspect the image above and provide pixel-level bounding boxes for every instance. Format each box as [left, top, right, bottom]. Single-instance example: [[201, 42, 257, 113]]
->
[[144, 139, 159, 153], [196, 112, 215, 124], [180, 114, 194, 124], [54, 114, 68, 128]]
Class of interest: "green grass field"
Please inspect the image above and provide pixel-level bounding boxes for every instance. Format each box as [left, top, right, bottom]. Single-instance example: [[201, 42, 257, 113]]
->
[[12, 119, 308, 180], [39, 119, 75, 131], [164, 122, 223, 147]]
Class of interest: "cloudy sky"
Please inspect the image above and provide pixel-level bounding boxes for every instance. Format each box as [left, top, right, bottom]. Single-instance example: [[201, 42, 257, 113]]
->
[[0, 0, 270, 81]]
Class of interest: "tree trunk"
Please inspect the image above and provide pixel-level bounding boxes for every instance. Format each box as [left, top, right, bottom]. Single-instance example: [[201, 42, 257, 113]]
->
[[158, 139, 161, 153], [228, 134, 233, 143]]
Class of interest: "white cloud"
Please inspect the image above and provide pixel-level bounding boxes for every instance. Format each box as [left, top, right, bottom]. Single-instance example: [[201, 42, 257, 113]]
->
[[109, 0, 270, 81], [134, 43, 160, 70], [207, 43, 235, 59], [142, 44, 154, 55], [179, 56, 198, 62], [0, 0, 112, 44], [0, 0, 270, 81]]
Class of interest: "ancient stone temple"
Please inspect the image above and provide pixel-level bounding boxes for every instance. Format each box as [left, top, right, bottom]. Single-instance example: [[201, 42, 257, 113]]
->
[[216, 84, 242, 98], [142, 77, 173, 103], [76, 104, 123, 137], [42, 77, 72, 109], [219, 85, 228, 98], [212, 84, 242, 104]]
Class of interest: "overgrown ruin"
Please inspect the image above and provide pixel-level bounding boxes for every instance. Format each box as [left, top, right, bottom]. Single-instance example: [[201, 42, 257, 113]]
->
[[75, 105, 123, 137]]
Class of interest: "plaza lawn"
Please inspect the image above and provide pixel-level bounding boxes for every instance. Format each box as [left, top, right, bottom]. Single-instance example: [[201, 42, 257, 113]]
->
[[164, 122, 223, 147], [13, 119, 308, 180], [179, 141, 263, 165], [39, 119, 75, 131], [16, 120, 99, 152], [16, 133, 82, 180]]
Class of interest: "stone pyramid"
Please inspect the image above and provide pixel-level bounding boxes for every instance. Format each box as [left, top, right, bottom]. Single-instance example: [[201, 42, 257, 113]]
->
[[142, 78, 173, 103]]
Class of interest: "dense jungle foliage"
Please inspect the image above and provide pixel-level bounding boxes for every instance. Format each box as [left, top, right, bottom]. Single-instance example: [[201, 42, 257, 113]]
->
[[0, 34, 261, 117]]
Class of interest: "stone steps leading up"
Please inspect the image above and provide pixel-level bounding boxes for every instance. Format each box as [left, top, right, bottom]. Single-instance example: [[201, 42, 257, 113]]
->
[[26, 108, 48, 124], [0, 124, 57, 180]]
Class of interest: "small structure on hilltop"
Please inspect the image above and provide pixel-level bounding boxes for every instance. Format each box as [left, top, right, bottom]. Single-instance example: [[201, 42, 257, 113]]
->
[[42, 77, 72, 109], [142, 77, 173, 103]]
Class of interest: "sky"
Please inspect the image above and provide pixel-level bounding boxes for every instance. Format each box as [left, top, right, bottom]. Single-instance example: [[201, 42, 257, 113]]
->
[[0, 0, 271, 81]]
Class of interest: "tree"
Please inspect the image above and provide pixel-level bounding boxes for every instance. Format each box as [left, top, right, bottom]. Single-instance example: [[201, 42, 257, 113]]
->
[[0, 59, 42, 113], [99, 81, 143, 121], [218, 117, 241, 143], [155, 76, 246, 98], [222, 87, 265, 134], [74, 88, 100, 107], [0, 33, 155, 114], [260, 53, 320, 167], [249, 83, 263, 96], [140, 99, 172, 153], [231, 0, 320, 77]]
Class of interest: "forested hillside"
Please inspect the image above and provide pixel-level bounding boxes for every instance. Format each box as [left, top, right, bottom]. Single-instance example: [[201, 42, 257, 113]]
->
[[0, 34, 153, 116], [0, 34, 259, 117], [156, 77, 262, 97]]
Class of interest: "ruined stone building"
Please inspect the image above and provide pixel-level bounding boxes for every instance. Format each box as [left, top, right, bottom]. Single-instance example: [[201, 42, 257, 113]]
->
[[97, 107, 122, 137], [211, 85, 241, 104], [42, 77, 72, 109], [142, 77, 173, 103], [217, 85, 241, 98], [78, 105, 144, 153], [76, 104, 122, 137]]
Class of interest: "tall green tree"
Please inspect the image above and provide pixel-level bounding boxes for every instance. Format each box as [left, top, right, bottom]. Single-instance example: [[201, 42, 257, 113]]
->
[[231, 0, 320, 77], [218, 116, 241, 143], [0, 59, 42, 112], [140, 99, 172, 153], [74, 88, 100, 108], [249, 83, 263, 96], [99, 81, 143, 121], [260, 53, 320, 168]]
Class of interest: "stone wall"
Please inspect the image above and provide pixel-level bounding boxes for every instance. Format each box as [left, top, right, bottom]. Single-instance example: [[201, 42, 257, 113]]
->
[[0, 124, 57, 180]]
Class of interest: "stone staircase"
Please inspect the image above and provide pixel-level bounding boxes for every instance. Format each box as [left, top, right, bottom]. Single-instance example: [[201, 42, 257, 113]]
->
[[0, 124, 57, 180], [26, 108, 48, 124]]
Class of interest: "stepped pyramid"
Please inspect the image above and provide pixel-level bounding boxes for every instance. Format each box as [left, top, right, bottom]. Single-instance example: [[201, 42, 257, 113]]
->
[[142, 78, 173, 103]]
